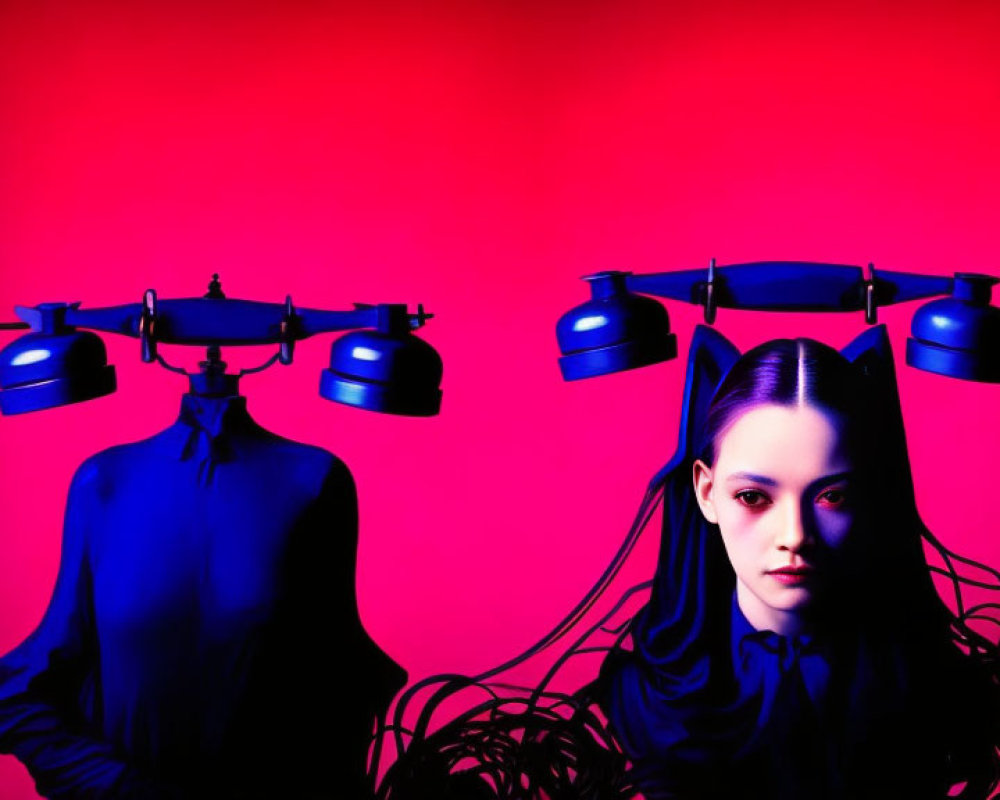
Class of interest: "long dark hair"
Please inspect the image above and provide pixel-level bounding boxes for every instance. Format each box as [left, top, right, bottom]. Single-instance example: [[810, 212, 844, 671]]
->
[[601, 335, 1000, 799]]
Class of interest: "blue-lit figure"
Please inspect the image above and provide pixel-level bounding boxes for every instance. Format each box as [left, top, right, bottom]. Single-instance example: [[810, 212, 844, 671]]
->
[[0, 377, 406, 798], [598, 325, 1000, 799]]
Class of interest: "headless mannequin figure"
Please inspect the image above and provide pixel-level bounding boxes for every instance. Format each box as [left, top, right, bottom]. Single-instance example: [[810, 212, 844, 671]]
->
[[0, 365, 406, 799]]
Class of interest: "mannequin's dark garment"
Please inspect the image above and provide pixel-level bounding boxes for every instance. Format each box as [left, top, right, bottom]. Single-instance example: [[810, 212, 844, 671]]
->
[[0, 394, 406, 799]]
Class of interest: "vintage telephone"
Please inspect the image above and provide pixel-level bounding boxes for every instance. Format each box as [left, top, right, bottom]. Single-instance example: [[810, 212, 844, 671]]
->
[[0, 273, 443, 414], [556, 260, 1000, 384]]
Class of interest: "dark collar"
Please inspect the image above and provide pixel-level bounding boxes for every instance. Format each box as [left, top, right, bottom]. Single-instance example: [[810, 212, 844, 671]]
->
[[175, 393, 252, 483], [177, 394, 249, 448], [729, 591, 832, 715], [730, 592, 825, 668]]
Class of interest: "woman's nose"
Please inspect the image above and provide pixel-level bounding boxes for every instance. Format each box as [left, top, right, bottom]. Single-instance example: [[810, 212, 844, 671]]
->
[[775, 502, 808, 551]]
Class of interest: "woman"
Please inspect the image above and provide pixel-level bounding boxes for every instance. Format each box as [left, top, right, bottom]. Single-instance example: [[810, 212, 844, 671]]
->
[[379, 324, 999, 800], [599, 325, 1000, 799]]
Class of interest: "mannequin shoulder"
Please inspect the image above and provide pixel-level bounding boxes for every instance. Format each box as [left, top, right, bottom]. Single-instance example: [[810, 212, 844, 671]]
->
[[253, 436, 352, 486], [67, 446, 128, 501]]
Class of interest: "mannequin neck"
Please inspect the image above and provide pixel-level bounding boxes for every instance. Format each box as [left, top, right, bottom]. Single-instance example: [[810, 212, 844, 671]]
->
[[188, 372, 241, 397]]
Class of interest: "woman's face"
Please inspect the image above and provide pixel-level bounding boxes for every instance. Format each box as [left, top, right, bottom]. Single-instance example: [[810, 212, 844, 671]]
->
[[692, 403, 856, 637]]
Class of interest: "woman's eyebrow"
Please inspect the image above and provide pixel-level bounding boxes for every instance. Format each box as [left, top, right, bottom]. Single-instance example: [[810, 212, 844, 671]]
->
[[808, 470, 855, 490], [723, 470, 855, 487], [724, 472, 777, 485]]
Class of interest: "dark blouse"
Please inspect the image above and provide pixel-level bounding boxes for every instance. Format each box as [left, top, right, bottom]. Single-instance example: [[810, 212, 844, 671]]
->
[[728, 592, 831, 730], [602, 589, 974, 800], [724, 593, 838, 800]]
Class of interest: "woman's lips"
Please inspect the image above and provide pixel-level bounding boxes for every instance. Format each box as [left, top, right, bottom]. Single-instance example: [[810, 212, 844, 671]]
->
[[767, 566, 815, 586]]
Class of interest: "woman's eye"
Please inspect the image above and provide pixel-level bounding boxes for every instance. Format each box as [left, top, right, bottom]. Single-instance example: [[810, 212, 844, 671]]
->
[[817, 489, 847, 507], [735, 490, 769, 508]]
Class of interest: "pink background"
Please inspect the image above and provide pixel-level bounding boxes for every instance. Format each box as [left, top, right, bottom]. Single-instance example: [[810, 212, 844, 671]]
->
[[2, 1, 999, 796]]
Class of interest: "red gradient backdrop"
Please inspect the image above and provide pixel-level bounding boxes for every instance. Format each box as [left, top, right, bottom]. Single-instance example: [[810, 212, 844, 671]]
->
[[2, 1, 1000, 796]]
